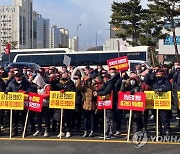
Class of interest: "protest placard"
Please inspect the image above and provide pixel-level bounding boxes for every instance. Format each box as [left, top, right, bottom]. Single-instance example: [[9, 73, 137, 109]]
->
[[118, 92, 146, 111], [144, 91, 155, 109], [177, 92, 180, 110], [28, 93, 44, 112], [154, 91, 171, 110], [107, 56, 129, 71], [49, 91, 76, 109], [0, 92, 24, 110], [97, 91, 113, 110], [49, 91, 76, 139]]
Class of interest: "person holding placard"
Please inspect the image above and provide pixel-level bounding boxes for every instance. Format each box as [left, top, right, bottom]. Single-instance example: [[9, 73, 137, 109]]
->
[[120, 74, 143, 138], [5, 73, 32, 137], [152, 70, 172, 136], [115, 70, 129, 136], [94, 70, 117, 140], [33, 84, 51, 137], [56, 73, 76, 138], [77, 76, 97, 138]]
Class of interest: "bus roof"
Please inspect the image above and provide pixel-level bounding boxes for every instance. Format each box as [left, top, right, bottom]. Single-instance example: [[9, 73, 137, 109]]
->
[[3, 46, 149, 54], [1, 48, 73, 53], [12, 46, 149, 56]]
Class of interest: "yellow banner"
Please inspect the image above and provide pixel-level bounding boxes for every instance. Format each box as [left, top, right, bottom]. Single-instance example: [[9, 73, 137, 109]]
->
[[144, 91, 155, 109], [0, 92, 24, 110], [177, 92, 180, 110], [49, 91, 76, 109], [154, 91, 171, 110]]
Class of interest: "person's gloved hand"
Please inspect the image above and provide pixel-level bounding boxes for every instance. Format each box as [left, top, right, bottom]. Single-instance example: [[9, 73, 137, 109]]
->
[[130, 90, 135, 95], [154, 88, 163, 93]]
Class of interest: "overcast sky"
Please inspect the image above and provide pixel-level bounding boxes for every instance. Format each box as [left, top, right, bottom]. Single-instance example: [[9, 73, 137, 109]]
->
[[0, 0, 148, 49]]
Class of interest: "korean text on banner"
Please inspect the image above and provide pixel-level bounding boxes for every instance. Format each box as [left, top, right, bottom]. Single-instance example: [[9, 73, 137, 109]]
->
[[154, 91, 171, 110], [144, 91, 155, 109], [107, 56, 129, 71], [28, 93, 44, 112], [0, 92, 24, 110], [49, 91, 76, 109], [97, 91, 113, 110], [177, 92, 180, 110], [118, 92, 146, 111]]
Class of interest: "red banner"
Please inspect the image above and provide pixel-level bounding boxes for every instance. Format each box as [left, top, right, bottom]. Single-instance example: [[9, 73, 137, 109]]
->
[[97, 91, 113, 110], [28, 93, 44, 112], [118, 92, 146, 111], [107, 56, 129, 71]]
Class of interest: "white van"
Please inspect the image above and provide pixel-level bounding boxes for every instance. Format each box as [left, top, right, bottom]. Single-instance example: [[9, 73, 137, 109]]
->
[[128, 60, 151, 72]]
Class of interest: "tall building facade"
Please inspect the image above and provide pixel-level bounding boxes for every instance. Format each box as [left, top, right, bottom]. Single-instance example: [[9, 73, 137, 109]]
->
[[49, 25, 60, 48], [69, 37, 78, 51], [49, 26, 69, 48], [0, 0, 33, 51], [36, 14, 49, 48], [60, 28, 69, 48], [0, 0, 69, 51]]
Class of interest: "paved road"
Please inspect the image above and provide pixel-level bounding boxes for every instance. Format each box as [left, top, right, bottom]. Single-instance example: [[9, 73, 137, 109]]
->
[[0, 140, 180, 154]]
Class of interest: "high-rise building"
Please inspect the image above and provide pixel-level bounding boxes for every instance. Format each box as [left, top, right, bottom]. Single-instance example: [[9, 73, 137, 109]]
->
[[49, 25, 60, 48], [49, 26, 69, 48], [69, 37, 78, 51], [36, 14, 49, 48], [0, 0, 33, 51], [32, 11, 38, 49], [60, 28, 69, 48]]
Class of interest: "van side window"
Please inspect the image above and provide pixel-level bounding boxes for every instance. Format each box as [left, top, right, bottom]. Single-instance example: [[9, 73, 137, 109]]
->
[[130, 63, 138, 71]]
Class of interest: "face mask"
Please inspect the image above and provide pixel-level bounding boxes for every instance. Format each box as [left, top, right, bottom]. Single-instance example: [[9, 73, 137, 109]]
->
[[27, 71, 31, 75], [98, 69, 102, 72], [140, 76, 145, 81], [14, 71, 18, 74], [130, 80, 136, 86], [16, 80, 22, 84], [142, 67, 145, 71], [23, 71, 26, 74], [110, 73, 116, 77]]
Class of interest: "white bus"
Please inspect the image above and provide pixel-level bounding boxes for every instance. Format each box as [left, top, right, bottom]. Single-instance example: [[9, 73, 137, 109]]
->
[[0, 48, 72, 66], [12, 46, 151, 71]]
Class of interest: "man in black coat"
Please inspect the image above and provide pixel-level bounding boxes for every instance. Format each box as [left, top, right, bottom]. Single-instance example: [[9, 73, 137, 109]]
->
[[94, 72, 116, 140], [152, 70, 172, 136], [55, 73, 76, 138], [5, 73, 32, 136], [120, 74, 143, 136]]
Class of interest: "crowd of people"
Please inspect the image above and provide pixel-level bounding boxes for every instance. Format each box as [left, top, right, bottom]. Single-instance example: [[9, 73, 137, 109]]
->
[[0, 62, 179, 140]]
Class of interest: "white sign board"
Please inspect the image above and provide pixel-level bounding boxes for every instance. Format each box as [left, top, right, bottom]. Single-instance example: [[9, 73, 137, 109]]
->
[[63, 55, 71, 66]]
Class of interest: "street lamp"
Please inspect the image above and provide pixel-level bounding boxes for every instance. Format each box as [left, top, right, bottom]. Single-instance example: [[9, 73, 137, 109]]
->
[[77, 24, 82, 52], [96, 29, 110, 51]]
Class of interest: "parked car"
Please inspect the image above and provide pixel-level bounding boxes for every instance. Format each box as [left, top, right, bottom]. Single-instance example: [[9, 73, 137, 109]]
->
[[6, 62, 41, 71]]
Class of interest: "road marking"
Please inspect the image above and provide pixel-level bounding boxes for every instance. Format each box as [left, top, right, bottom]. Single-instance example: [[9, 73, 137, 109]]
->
[[0, 138, 180, 145]]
